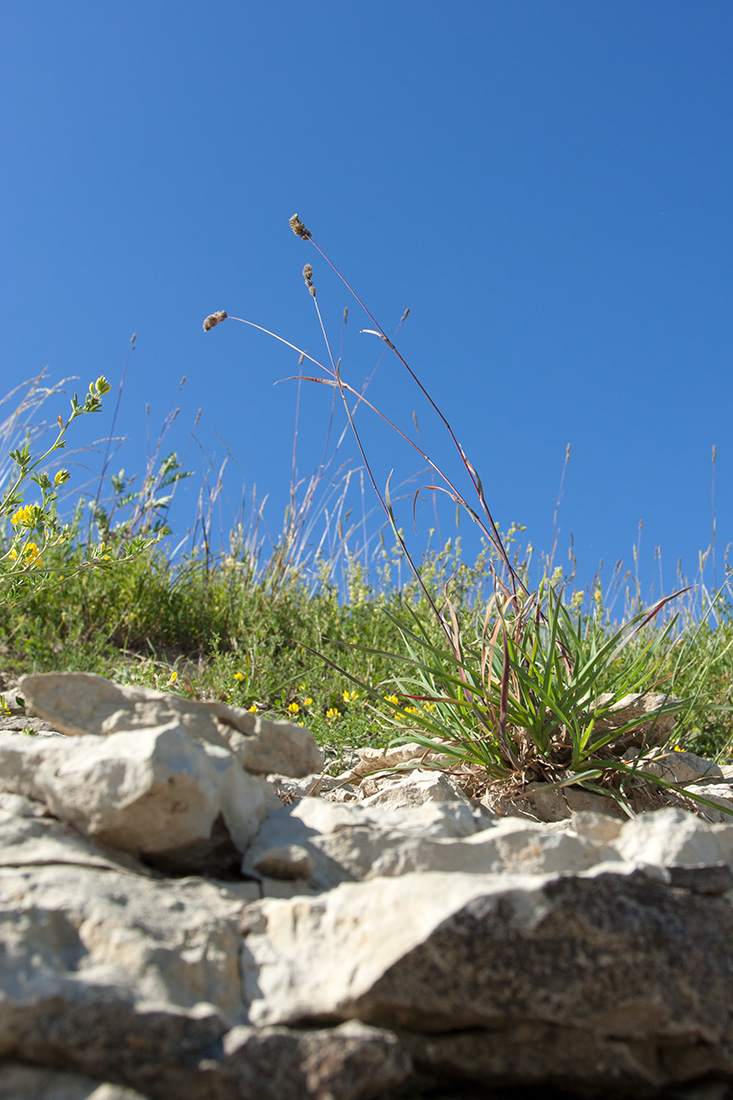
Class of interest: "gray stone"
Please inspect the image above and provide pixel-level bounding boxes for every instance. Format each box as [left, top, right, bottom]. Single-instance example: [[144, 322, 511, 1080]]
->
[[357, 767, 472, 808], [220, 1020, 411, 1100], [614, 806, 733, 867], [593, 690, 682, 747], [242, 797, 492, 890], [398, 1022, 733, 1097], [0, 725, 276, 863], [18, 672, 323, 778], [639, 748, 725, 785], [4, 671, 733, 1099], [0, 1063, 148, 1099], [241, 866, 733, 1093]]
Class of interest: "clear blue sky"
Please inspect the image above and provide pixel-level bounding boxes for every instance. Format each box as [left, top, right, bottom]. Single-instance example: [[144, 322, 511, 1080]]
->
[[2, 1, 731, 600]]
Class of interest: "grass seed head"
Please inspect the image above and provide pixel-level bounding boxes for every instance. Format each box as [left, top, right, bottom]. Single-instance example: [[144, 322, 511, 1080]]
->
[[289, 213, 312, 239], [203, 311, 228, 332], [302, 263, 316, 297]]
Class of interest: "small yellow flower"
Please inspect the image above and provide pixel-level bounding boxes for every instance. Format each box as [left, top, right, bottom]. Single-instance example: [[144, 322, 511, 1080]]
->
[[54, 469, 70, 486], [302, 696, 313, 706], [422, 702, 436, 713], [325, 707, 341, 720], [248, 704, 258, 713], [404, 705, 417, 715], [168, 671, 178, 683], [10, 542, 43, 568], [384, 694, 400, 706], [342, 690, 359, 704], [287, 702, 300, 715], [233, 671, 246, 681], [10, 505, 37, 528]]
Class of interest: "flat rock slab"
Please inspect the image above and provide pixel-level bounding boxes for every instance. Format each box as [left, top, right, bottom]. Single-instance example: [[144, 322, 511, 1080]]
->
[[242, 866, 733, 1092]]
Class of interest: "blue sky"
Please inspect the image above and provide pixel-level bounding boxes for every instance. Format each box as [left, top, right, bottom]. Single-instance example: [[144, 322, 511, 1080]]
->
[[2, 1, 732, 600]]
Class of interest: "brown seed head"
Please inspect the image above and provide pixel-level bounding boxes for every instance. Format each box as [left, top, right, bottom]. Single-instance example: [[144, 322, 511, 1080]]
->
[[289, 213, 311, 239], [203, 311, 228, 332]]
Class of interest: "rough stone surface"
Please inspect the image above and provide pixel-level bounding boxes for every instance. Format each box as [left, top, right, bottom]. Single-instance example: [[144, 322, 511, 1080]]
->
[[357, 767, 473, 807], [0, 1063, 148, 1099], [18, 672, 323, 778], [1, 672, 732, 1099], [219, 1020, 411, 1100], [0, 725, 276, 864], [243, 798, 625, 890]]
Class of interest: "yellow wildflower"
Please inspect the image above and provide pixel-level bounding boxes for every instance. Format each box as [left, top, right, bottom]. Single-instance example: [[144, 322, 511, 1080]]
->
[[287, 702, 300, 715], [10, 505, 37, 528], [233, 671, 246, 681], [325, 707, 341, 720], [9, 542, 43, 568]]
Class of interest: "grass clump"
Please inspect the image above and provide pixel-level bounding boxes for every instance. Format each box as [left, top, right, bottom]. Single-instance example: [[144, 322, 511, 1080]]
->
[[205, 214, 733, 812]]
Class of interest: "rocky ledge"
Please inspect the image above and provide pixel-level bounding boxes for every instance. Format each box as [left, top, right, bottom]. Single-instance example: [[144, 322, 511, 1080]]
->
[[0, 672, 732, 1100]]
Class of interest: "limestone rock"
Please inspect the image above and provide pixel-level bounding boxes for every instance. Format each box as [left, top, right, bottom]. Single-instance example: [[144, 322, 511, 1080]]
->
[[357, 767, 472, 807], [0, 794, 156, 874], [399, 1022, 733, 1097], [0, 861, 255, 1023], [4, 671, 733, 1098], [241, 866, 733, 1093], [593, 690, 682, 747], [682, 782, 733, 822], [348, 742, 432, 776], [614, 805, 733, 867], [639, 748, 724, 785], [220, 1020, 411, 1100], [18, 672, 323, 778], [0, 725, 276, 864], [242, 797, 491, 890], [481, 778, 630, 821], [0, 1063, 148, 1099]]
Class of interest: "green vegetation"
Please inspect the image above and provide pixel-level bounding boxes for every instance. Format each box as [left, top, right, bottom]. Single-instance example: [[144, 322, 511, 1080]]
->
[[3, 219, 732, 812]]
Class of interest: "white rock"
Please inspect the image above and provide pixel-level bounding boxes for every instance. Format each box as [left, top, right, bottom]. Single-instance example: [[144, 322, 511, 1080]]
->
[[638, 748, 724, 785], [243, 797, 615, 889], [241, 865, 733, 1042], [682, 782, 733, 822], [0, 799, 153, 873], [18, 671, 323, 778], [0, 725, 276, 858], [348, 743, 430, 776], [358, 767, 472, 808], [614, 806, 733, 867], [0, 862, 257, 1025]]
